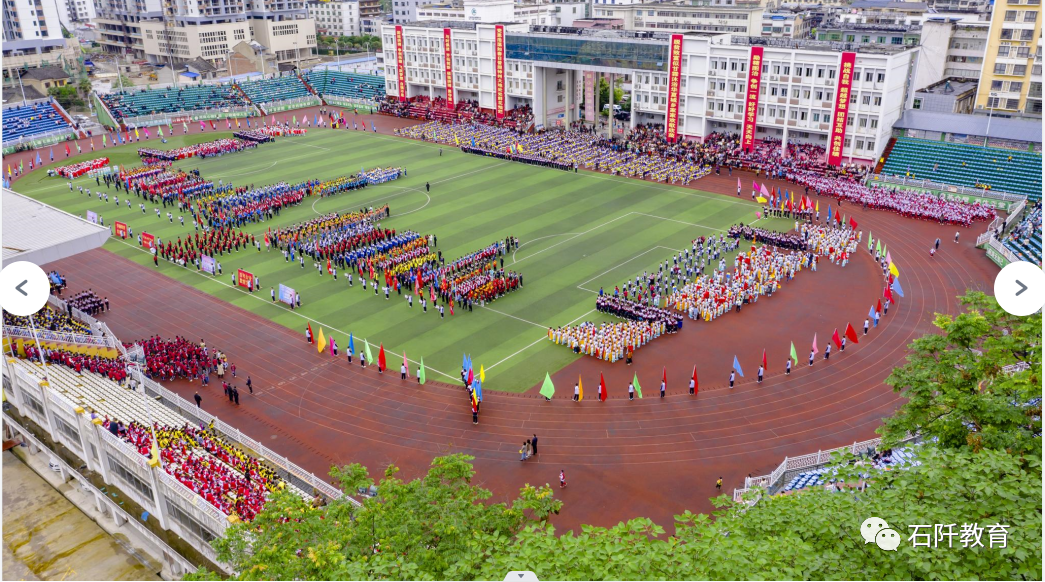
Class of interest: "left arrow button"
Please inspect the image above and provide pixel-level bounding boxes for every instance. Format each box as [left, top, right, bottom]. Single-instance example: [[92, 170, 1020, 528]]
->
[[15, 280, 28, 296]]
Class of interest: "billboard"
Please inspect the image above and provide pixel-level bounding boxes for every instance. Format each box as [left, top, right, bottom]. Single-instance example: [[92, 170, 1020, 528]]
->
[[495, 25, 506, 119], [584, 71, 596, 122], [443, 28, 454, 105], [395, 26, 407, 102], [86, 210, 98, 224], [114, 221, 128, 239]]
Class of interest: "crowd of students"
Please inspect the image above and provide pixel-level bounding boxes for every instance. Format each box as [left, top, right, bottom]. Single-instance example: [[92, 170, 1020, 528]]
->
[[22, 345, 128, 383], [3, 306, 92, 334], [133, 335, 229, 382], [51, 157, 110, 178], [66, 289, 109, 316], [153, 227, 252, 268], [117, 420, 285, 521], [138, 138, 257, 162]]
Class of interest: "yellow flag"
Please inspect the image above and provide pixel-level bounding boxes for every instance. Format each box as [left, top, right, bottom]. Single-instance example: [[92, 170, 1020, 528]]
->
[[148, 440, 161, 467], [479, 364, 485, 383], [889, 262, 900, 278], [578, 375, 583, 401], [756, 196, 767, 203], [317, 328, 327, 353], [815, 200, 819, 212]]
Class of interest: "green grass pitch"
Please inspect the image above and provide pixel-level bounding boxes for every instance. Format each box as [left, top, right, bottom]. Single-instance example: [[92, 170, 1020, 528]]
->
[[13, 129, 792, 392]]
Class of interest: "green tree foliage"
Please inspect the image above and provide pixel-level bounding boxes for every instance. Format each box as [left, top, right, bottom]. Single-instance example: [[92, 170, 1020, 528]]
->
[[48, 85, 83, 109], [189, 292, 1041, 580], [881, 291, 1041, 455]]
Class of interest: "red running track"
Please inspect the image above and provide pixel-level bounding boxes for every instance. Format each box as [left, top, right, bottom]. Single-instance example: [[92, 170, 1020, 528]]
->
[[39, 155, 1000, 534]]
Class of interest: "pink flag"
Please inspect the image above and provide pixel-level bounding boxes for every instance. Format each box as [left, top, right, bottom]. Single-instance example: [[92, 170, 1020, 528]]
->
[[738, 177, 742, 190], [403, 352, 409, 377], [756, 211, 762, 219], [885, 251, 892, 265], [812, 333, 819, 355], [752, 180, 758, 191], [760, 183, 771, 198]]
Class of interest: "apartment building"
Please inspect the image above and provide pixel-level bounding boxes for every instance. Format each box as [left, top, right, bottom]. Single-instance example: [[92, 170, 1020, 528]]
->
[[975, 0, 1043, 116], [591, 0, 765, 35], [415, 0, 588, 27], [309, 0, 362, 36], [2, 0, 80, 78]]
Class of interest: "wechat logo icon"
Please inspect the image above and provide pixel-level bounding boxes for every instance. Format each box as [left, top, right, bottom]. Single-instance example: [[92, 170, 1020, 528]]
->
[[861, 517, 901, 551]]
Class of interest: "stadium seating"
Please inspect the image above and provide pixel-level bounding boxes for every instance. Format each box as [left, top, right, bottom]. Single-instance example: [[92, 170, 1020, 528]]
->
[[236, 75, 313, 104], [1004, 203, 1043, 265], [881, 138, 1043, 199], [99, 85, 247, 121], [780, 447, 921, 493], [303, 70, 385, 101], [2, 101, 72, 141]]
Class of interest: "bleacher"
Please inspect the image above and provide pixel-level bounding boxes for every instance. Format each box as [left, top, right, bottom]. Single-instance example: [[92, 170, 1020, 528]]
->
[[780, 447, 921, 494], [1004, 203, 1043, 265], [99, 85, 248, 121], [236, 75, 313, 105], [303, 70, 385, 101], [881, 137, 1043, 199], [8, 356, 312, 507], [2, 101, 72, 141]]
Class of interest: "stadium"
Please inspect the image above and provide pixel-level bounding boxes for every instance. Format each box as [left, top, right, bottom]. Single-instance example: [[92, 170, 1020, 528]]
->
[[1, 21, 1041, 582]]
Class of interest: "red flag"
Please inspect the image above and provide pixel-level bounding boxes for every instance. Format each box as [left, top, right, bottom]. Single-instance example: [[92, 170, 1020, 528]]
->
[[849, 217, 858, 229], [450, 304, 454, 316], [327, 259, 332, 274], [884, 285, 894, 303], [599, 372, 607, 401], [876, 298, 882, 313], [209, 119, 216, 130], [64, 143, 70, 155], [307, 323, 313, 343], [761, 349, 767, 369], [662, 366, 667, 385], [467, 366, 474, 385], [832, 328, 842, 348], [692, 365, 698, 395], [845, 323, 860, 344], [378, 344, 386, 371]]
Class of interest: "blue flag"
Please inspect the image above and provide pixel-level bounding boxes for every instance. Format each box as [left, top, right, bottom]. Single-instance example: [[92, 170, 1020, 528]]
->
[[891, 279, 904, 298], [348, 333, 355, 354], [371, 121, 375, 131], [827, 205, 833, 222], [49, 148, 54, 161], [869, 305, 875, 319], [473, 379, 482, 402], [471, 137, 476, 147], [247, 117, 251, 127], [36, 152, 41, 165], [732, 355, 744, 377], [462, 353, 468, 371]]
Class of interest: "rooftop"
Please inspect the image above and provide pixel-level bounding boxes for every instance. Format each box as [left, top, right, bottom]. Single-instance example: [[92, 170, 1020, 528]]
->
[[19, 66, 70, 81], [2, 189, 112, 265], [731, 36, 916, 54], [893, 110, 1043, 145], [916, 78, 978, 95]]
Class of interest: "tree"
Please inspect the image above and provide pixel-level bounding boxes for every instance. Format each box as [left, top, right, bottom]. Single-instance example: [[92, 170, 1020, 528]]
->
[[881, 291, 1041, 456], [48, 85, 83, 109]]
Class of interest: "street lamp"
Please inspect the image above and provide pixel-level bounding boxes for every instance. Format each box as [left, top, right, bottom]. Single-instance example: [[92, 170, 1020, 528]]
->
[[983, 91, 999, 147]]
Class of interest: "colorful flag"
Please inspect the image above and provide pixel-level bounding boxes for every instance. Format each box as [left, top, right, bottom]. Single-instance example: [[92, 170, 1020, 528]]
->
[[845, 323, 860, 344], [869, 305, 876, 320], [402, 352, 409, 377], [732, 355, 744, 377], [479, 365, 485, 383], [578, 375, 584, 401], [540, 372, 555, 399], [691, 365, 698, 395], [815, 200, 819, 212], [348, 333, 355, 355], [418, 357, 427, 384], [882, 243, 888, 257], [827, 205, 832, 222], [875, 240, 882, 255], [889, 262, 899, 278], [891, 279, 904, 298], [849, 217, 858, 229], [316, 328, 327, 354], [832, 328, 842, 348], [867, 231, 874, 250], [811, 333, 819, 355], [599, 372, 607, 401], [49, 148, 54, 161], [761, 349, 767, 369], [632, 373, 643, 398], [364, 339, 374, 364], [790, 342, 798, 364]]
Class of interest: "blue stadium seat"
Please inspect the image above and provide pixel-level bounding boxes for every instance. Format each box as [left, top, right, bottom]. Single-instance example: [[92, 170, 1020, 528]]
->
[[2, 101, 72, 141], [881, 138, 1042, 199]]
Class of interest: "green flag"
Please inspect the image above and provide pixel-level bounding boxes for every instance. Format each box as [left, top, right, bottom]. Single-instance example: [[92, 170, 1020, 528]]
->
[[867, 231, 873, 250], [539, 372, 555, 399], [102, 134, 107, 146], [881, 243, 887, 257], [158, 126, 163, 137], [632, 373, 643, 398], [790, 341, 798, 365], [875, 240, 882, 255], [364, 339, 374, 364], [418, 357, 426, 385]]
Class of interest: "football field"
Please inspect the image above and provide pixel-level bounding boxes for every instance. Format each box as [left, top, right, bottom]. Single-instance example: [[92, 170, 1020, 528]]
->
[[14, 128, 791, 392]]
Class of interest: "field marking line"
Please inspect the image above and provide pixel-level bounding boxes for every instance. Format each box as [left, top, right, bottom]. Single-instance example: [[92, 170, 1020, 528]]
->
[[485, 308, 597, 372], [219, 160, 278, 178], [106, 236, 460, 383], [511, 213, 634, 266], [511, 233, 580, 263], [575, 245, 685, 293], [477, 304, 547, 329], [287, 140, 331, 151], [632, 212, 728, 233]]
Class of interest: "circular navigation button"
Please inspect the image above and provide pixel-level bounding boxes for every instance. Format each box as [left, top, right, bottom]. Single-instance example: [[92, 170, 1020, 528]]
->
[[0, 261, 50, 317], [994, 261, 1045, 317]]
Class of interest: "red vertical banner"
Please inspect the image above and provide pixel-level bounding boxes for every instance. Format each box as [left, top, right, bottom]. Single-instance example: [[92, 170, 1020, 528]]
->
[[741, 47, 764, 152], [113, 221, 128, 239], [828, 52, 857, 166], [443, 28, 454, 105], [494, 25, 506, 119], [395, 26, 407, 102], [665, 34, 684, 143], [141, 232, 155, 249]]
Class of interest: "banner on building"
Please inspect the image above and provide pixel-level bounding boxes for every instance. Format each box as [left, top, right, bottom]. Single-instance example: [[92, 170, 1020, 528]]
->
[[237, 269, 255, 289], [201, 255, 215, 275], [665, 34, 684, 143], [114, 221, 128, 239], [827, 52, 857, 166], [584, 71, 596, 122], [395, 26, 407, 102], [741, 46, 764, 152], [141, 231, 155, 250], [494, 25, 506, 119], [443, 28, 454, 105], [86, 210, 98, 224], [278, 284, 297, 306]]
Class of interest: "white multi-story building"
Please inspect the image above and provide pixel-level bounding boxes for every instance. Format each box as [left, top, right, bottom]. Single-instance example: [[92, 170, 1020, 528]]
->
[[918, 17, 991, 84], [383, 22, 920, 163], [416, 0, 588, 26], [94, 0, 316, 68], [2, 0, 78, 77], [393, 0, 426, 23], [591, 0, 765, 35], [309, 0, 362, 36], [64, 0, 97, 26]]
